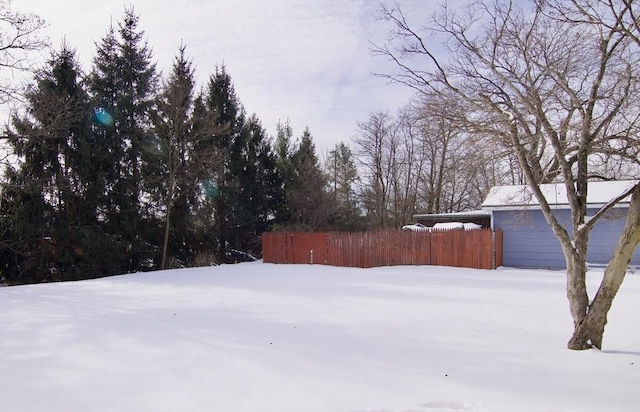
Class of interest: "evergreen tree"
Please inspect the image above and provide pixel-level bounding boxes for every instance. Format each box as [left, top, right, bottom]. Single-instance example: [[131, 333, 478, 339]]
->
[[87, 8, 158, 273], [202, 66, 243, 260], [201, 67, 285, 260], [116, 8, 158, 270], [84, 24, 129, 275], [1, 45, 93, 282], [273, 119, 295, 225], [87, 23, 122, 224], [205, 65, 241, 136], [326, 142, 363, 231], [225, 114, 283, 258], [146, 44, 199, 269], [190, 92, 223, 264], [288, 128, 333, 231]]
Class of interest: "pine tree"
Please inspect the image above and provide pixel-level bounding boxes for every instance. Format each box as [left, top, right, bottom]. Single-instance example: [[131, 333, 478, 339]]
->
[[116, 8, 158, 271], [326, 142, 363, 231], [81, 24, 129, 276], [201, 66, 285, 260], [202, 66, 244, 260], [87, 8, 158, 273], [225, 114, 283, 258], [146, 44, 201, 269], [190, 92, 223, 264], [273, 119, 295, 225], [1, 45, 92, 282], [288, 128, 333, 231], [87, 23, 122, 225]]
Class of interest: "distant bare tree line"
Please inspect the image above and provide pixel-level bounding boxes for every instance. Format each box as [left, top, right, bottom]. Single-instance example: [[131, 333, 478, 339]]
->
[[349, 99, 527, 229]]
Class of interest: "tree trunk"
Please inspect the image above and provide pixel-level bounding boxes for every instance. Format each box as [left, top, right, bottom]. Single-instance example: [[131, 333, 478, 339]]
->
[[568, 183, 640, 350], [160, 179, 175, 271], [565, 242, 590, 330], [160, 209, 171, 271]]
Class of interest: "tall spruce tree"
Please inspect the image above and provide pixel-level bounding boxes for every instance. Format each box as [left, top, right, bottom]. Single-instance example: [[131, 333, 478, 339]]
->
[[87, 24, 122, 224], [273, 119, 295, 225], [202, 66, 243, 260], [143, 45, 225, 269], [202, 66, 284, 260], [326, 142, 362, 231], [225, 114, 283, 258], [146, 44, 201, 269], [288, 128, 332, 231], [1, 45, 92, 283], [88, 8, 158, 273], [117, 8, 158, 271], [83, 24, 129, 275], [190, 91, 224, 264]]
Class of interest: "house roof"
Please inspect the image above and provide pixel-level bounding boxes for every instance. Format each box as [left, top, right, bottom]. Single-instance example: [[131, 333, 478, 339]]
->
[[414, 210, 492, 220], [413, 210, 492, 228], [481, 180, 638, 210]]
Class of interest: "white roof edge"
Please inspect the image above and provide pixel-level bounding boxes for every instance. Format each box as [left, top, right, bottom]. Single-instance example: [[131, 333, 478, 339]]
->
[[481, 180, 638, 209], [414, 210, 491, 218], [482, 203, 629, 211]]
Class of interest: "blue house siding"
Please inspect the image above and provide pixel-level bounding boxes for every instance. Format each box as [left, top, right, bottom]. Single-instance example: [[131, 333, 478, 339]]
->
[[493, 207, 639, 269]]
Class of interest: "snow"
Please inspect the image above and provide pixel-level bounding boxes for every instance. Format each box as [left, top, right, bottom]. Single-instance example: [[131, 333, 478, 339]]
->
[[403, 222, 482, 231], [414, 211, 491, 219], [433, 222, 465, 230], [1, 262, 639, 412], [402, 223, 430, 231], [482, 180, 638, 210]]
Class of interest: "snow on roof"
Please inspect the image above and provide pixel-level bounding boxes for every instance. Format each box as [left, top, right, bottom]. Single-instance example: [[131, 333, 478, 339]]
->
[[481, 180, 638, 210], [413, 210, 491, 219]]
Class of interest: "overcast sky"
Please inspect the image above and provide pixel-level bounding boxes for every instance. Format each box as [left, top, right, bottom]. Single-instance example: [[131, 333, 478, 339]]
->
[[11, 0, 444, 154]]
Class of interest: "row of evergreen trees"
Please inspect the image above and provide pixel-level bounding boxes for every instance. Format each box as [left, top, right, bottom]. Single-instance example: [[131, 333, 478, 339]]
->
[[0, 9, 362, 284]]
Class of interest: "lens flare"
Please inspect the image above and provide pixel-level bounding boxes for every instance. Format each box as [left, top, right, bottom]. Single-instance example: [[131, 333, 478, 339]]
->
[[201, 179, 218, 199], [94, 107, 114, 127]]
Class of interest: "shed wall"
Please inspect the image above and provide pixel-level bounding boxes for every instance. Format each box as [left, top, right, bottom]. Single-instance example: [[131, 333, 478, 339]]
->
[[493, 207, 639, 269]]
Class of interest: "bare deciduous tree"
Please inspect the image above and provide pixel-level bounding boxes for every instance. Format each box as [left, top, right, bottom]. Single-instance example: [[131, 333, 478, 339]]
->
[[373, 0, 639, 350], [1, 0, 47, 203], [353, 111, 395, 229], [0, 0, 47, 105], [390, 107, 422, 226], [353, 109, 423, 229], [413, 94, 481, 213], [542, 0, 640, 46], [353, 99, 500, 228]]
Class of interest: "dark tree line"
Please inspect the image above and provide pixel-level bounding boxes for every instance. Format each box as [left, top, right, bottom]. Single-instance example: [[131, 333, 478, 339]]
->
[[0, 4, 536, 285], [9, 3, 619, 286], [1, 3, 523, 286], [0, 8, 348, 284]]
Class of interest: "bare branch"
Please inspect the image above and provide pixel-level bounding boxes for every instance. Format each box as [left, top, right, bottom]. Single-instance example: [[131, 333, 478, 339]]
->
[[578, 181, 639, 235], [0, 0, 48, 104]]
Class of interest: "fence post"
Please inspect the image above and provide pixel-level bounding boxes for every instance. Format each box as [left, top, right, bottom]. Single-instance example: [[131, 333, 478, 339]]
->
[[489, 229, 503, 269], [492, 230, 496, 269]]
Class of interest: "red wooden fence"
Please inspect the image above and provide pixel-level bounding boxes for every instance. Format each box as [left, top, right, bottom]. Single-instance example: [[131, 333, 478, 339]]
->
[[263, 229, 503, 270]]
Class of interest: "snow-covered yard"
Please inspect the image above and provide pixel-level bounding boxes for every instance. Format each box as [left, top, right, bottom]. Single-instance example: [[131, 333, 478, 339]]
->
[[1, 262, 638, 412]]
